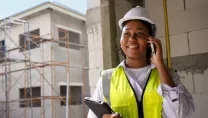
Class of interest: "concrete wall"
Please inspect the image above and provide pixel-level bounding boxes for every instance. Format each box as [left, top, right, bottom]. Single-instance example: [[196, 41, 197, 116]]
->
[[4, 12, 51, 61], [86, 0, 103, 96], [50, 10, 88, 118], [145, 0, 208, 117]]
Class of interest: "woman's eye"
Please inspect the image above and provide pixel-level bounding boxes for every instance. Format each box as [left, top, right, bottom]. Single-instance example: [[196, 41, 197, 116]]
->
[[124, 32, 130, 36], [137, 32, 144, 36]]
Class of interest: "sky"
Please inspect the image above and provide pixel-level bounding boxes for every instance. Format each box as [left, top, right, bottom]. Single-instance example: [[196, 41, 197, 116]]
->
[[0, 0, 87, 19]]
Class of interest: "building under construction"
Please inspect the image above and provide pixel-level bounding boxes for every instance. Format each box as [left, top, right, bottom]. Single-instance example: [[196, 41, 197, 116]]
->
[[0, 2, 89, 118]]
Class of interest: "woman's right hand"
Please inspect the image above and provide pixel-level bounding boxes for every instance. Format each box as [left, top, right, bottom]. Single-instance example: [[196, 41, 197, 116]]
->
[[103, 113, 122, 118]]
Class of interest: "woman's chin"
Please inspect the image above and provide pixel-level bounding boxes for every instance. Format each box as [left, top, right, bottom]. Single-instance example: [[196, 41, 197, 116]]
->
[[126, 55, 140, 59]]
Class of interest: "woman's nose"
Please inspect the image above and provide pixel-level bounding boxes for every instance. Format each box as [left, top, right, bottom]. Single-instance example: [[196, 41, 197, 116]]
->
[[129, 34, 137, 41]]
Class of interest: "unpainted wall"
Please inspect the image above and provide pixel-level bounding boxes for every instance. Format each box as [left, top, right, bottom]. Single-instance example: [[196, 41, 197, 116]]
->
[[145, 0, 208, 117], [50, 10, 88, 118]]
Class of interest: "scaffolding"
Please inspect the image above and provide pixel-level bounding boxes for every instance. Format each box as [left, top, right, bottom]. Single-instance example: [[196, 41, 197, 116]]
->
[[0, 17, 88, 118]]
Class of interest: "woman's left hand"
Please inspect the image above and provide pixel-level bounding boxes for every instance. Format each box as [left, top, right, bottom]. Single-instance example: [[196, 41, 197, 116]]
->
[[148, 37, 165, 68], [148, 37, 176, 87]]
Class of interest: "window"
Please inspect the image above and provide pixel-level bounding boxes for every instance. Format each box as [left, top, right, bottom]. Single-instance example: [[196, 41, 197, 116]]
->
[[60, 86, 82, 106], [0, 40, 5, 58], [19, 29, 40, 52], [19, 87, 41, 107], [58, 28, 81, 50]]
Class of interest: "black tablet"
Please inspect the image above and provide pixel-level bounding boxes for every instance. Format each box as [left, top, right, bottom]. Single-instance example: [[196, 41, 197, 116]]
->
[[84, 97, 115, 118]]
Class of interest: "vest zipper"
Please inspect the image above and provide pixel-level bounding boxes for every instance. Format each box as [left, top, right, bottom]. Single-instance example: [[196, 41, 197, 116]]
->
[[124, 73, 140, 117], [125, 69, 152, 118], [139, 70, 152, 118]]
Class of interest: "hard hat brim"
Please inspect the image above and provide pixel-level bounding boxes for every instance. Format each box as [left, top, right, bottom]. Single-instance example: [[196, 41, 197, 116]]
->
[[118, 16, 155, 30]]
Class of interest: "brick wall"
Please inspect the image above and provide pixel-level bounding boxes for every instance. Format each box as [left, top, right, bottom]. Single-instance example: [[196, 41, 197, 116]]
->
[[145, 0, 208, 117]]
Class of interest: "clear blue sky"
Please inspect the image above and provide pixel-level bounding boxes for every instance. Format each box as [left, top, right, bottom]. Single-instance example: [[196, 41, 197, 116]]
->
[[0, 0, 87, 19]]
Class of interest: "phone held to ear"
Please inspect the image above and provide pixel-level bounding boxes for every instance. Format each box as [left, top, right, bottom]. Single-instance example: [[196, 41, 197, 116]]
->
[[150, 42, 156, 56]]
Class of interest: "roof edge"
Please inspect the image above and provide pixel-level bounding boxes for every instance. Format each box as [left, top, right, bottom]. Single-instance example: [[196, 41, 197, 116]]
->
[[1, 1, 86, 21]]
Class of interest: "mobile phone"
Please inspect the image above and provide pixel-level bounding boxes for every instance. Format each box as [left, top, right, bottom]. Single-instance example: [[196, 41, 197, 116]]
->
[[150, 42, 156, 56]]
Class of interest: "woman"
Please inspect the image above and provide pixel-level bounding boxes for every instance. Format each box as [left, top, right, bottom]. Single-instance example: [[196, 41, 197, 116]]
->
[[88, 6, 194, 118]]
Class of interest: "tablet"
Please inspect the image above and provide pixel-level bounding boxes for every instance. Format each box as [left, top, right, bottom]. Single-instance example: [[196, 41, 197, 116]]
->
[[84, 97, 115, 118]]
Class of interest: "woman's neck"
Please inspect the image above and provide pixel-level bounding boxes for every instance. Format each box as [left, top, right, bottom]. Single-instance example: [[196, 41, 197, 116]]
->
[[125, 58, 148, 68]]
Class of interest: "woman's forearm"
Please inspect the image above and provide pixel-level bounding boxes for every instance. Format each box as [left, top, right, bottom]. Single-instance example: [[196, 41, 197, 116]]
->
[[156, 63, 176, 87]]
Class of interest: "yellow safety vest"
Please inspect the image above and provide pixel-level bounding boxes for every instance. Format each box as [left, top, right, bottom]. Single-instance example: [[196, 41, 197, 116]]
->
[[102, 66, 163, 118]]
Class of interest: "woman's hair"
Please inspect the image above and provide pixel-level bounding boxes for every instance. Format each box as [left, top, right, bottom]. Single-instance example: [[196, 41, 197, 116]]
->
[[120, 20, 153, 65]]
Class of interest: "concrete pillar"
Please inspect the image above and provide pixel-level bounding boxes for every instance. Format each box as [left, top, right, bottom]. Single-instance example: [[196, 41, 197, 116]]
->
[[101, 0, 119, 69], [86, 0, 102, 96], [125, 0, 144, 7], [86, 0, 121, 96]]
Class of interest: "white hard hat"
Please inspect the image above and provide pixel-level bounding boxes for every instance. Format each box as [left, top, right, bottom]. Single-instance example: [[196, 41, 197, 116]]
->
[[118, 6, 156, 36]]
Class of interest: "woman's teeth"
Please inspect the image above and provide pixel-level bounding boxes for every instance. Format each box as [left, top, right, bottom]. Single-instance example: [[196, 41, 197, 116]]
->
[[129, 45, 138, 49]]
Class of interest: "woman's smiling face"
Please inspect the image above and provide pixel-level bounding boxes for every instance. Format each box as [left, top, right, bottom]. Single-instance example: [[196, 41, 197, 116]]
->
[[120, 20, 150, 60]]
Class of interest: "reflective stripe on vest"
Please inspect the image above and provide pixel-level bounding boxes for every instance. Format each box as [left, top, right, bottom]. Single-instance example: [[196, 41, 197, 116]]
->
[[101, 68, 114, 105], [102, 66, 165, 118]]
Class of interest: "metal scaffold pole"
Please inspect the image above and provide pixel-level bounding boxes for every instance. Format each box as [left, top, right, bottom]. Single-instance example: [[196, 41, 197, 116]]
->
[[26, 22, 33, 118], [4, 18, 9, 118]]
